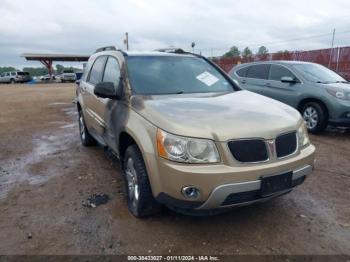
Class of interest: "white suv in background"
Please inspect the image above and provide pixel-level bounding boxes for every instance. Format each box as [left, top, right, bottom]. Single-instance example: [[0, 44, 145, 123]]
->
[[0, 71, 32, 84], [60, 69, 76, 82]]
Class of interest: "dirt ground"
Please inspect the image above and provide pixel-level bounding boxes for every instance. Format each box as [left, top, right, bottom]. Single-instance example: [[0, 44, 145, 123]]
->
[[0, 83, 349, 255]]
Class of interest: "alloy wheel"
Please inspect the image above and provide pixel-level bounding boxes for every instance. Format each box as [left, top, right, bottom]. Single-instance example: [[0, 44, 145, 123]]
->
[[79, 114, 86, 141], [125, 157, 140, 207], [303, 106, 319, 130]]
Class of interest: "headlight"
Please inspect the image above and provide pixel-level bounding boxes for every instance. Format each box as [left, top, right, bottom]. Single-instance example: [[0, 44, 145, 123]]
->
[[156, 129, 220, 163], [326, 87, 350, 100], [297, 122, 310, 148]]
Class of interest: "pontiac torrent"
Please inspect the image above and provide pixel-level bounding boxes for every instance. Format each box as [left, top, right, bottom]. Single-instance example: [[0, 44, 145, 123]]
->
[[76, 47, 315, 217]]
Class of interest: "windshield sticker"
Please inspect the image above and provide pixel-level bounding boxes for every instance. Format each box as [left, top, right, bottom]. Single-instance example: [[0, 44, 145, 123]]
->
[[196, 71, 219, 86]]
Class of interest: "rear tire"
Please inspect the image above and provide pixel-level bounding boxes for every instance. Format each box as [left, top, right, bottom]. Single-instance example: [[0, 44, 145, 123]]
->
[[78, 110, 97, 146], [302, 102, 328, 134], [123, 145, 161, 218]]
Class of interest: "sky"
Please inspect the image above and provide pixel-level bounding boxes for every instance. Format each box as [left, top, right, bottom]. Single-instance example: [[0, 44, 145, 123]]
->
[[1, 0, 350, 69]]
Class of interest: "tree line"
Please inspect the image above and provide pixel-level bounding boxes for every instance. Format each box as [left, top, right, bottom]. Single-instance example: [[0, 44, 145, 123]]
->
[[222, 46, 269, 58], [0, 64, 81, 76], [222, 46, 293, 59]]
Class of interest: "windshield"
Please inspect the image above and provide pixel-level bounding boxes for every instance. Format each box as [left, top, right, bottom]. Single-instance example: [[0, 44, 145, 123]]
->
[[126, 56, 234, 95], [292, 63, 346, 83]]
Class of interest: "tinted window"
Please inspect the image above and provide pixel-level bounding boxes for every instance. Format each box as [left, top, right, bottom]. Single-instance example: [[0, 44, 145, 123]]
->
[[269, 65, 296, 81], [127, 56, 233, 95], [246, 64, 270, 79], [88, 56, 107, 85], [235, 66, 249, 77], [6, 73, 10, 76], [103, 57, 120, 89], [11, 72, 16, 76]]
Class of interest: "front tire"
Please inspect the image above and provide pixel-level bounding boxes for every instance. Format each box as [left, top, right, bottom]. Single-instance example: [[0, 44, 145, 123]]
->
[[302, 102, 328, 134], [123, 145, 161, 218], [78, 110, 96, 146]]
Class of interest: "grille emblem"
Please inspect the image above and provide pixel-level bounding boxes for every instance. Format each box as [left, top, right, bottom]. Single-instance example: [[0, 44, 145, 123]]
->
[[267, 140, 276, 157]]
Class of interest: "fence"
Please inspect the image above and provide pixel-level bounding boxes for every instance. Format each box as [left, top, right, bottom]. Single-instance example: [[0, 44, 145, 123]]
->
[[212, 46, 350, 80]]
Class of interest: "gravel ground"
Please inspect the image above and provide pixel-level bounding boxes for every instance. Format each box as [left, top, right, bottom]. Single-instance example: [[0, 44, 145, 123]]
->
[[0, 83, 349, 255]]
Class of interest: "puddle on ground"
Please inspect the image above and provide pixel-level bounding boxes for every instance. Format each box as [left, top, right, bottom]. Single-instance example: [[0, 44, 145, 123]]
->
[[62, 107, 78, 117], [48, 102, 71, 106], [60, 123, 77, 129], [0, 105, 79, 199]]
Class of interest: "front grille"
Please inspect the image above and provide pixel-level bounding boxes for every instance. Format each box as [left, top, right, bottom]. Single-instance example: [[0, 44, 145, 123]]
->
[[275, 132, 297, 158], [228, 139, 268, 163]]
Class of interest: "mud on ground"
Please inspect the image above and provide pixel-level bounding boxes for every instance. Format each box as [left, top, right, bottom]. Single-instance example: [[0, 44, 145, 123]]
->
[[0, 83, 349, 255]]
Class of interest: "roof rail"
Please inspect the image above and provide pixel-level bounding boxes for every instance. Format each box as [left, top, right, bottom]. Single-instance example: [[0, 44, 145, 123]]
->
[[154, 48, 186, 54], [95, 46, 117, 53]]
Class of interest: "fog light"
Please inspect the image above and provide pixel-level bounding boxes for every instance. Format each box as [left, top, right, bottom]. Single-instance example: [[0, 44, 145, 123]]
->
[[181, 186, 200, 199]]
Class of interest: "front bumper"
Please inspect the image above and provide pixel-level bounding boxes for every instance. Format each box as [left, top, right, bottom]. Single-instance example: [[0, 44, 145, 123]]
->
[[153, 144, 315, 210], [328, 99, 350, 127], [196, 165, 312, 210]]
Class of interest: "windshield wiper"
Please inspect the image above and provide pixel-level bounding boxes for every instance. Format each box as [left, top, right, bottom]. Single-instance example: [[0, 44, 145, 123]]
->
[[335, 81, 349, 84], [316, 81, 329, 84]]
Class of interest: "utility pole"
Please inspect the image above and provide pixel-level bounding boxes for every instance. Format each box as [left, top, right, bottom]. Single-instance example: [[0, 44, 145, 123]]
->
[[328, 28, 335, 68], [124, 32, 129, 51], [191, 42, 195, 53]]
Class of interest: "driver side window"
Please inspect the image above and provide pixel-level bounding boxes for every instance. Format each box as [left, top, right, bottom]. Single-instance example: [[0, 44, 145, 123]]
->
[[103, 57, 121, 91], [269, 64, 297, 81], [88, 56, 107, 85]]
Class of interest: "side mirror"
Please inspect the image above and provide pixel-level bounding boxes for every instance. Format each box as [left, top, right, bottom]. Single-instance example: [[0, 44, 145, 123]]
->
[[94, 82, 119, 99], [281, 76, 297, 83]]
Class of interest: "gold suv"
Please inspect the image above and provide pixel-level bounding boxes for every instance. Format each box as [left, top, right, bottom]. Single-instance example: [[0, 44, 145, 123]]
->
[[76, 46, 315, 217]]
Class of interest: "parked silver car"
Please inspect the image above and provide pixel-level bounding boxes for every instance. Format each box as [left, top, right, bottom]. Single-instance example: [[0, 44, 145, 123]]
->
[[0, 71, 32, 83]]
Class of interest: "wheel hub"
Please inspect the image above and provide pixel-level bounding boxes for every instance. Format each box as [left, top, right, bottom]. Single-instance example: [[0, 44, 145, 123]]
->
[[125, 158, 139, 206], [79, 115, 86, 140], [303, 106, 318, 129]]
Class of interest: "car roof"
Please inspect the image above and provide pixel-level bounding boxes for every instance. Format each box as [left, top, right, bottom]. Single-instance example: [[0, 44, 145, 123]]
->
[[126, 51, 196, 57], [95, 50, 197, 58], [235, 60, 316, 68]]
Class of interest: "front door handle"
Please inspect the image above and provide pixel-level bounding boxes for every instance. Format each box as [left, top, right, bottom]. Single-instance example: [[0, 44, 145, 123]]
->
[[241, 80, 246, 84], [266, 82, 271, 87]]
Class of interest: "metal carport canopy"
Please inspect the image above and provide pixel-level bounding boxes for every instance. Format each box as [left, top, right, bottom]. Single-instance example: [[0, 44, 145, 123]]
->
[[21, 53, 90, 76]]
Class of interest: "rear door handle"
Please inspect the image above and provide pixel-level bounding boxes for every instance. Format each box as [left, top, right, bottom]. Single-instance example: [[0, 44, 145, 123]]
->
[[266, 82, 271, 87]]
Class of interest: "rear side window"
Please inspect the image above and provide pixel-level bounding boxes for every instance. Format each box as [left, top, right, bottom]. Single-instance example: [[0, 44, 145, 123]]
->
[[246, 64, 270, 79], [269, 65, 296, 81], [11, 72, 16, 76], [235, 66, 249, 77], [103, 57, 121, 89], [88, 56, 107, 85]]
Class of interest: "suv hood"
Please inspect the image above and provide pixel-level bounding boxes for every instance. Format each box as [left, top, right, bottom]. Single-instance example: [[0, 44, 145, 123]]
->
[[131, 91, 302, 141], [322, 82, 350, 91]]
